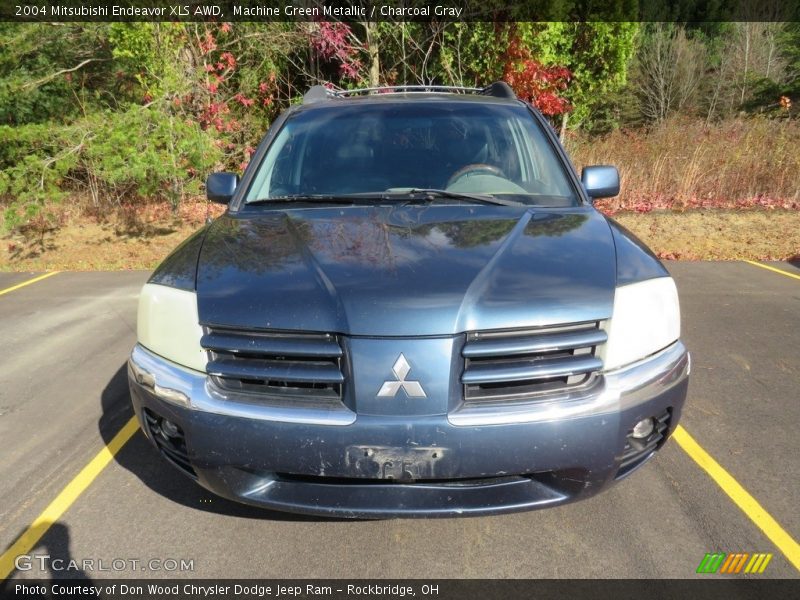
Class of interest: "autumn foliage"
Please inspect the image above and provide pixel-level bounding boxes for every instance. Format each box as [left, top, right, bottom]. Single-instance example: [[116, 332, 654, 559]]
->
[[0, 20, 797, 237], [502, 34, 572, 116], [309, 21, 363, 80]]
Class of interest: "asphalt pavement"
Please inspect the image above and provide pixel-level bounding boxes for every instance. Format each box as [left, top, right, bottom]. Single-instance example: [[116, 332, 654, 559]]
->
[[0, 262, 798, 579]]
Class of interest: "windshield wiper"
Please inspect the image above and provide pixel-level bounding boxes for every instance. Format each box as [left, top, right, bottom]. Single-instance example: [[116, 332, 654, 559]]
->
[[402, 189, 526, 207], [247, 194, 371, 205], [247, 190, 527, 208]]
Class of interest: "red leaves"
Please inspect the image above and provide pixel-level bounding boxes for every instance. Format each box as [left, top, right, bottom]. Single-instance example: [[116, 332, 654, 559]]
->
[[233, 93, 254, 107], [200, 101, 231, 132], [502, 35, 572, 116], [193, 27, 261, 135], [199, 31, 217, 55], [310, 21, 350, 60], [339, 59, 363, 81], [207, 52, 235, 74], [220, 52, 236, 69], [257, 75, 276, 108], [238, 146, 256, 172], [655, 250, 701, 261], [309, 21, 362, 81], [595, 193, 800, 216]]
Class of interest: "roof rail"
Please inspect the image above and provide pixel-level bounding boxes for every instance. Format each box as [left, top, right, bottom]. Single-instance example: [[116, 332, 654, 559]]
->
[[302, 81, 517, 104]]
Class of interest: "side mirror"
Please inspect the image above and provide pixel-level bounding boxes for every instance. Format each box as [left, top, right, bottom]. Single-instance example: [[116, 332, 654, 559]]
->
[[581, 165, 620, 200], [206, 172, 239, 204]]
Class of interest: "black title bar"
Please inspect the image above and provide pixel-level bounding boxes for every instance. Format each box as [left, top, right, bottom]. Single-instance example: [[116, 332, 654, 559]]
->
[[2, 0, 800, 22]]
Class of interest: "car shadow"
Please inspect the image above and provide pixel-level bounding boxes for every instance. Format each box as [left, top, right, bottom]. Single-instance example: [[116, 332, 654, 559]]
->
[[100, 363, 341, 522]]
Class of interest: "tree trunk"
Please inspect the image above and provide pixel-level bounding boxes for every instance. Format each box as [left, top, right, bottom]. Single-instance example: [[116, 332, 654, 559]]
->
[[559, 112, 569, 143], [740, 23, 750, 106], [364, 22, 380, 87]]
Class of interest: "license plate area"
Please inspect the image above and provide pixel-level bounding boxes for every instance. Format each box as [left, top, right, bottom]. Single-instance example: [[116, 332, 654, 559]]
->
[[345, 445, 445, 481]]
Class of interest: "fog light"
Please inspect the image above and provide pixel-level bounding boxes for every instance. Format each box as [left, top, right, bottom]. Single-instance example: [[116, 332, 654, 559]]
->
[[161, 418, 180, 438], [632, 418, 655, 439]]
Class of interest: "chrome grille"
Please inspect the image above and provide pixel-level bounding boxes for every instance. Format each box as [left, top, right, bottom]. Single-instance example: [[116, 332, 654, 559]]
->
[[461, 322, 606, 402], [202, 327, 344, 401]]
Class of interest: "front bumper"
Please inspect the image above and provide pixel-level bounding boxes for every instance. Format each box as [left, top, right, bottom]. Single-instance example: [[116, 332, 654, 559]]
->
[[128, 342, 689, 518]]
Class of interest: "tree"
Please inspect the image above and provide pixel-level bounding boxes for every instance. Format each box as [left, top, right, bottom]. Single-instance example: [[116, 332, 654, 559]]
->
[[0, 23, 115, 124], [706, 22, 789, 119], [634, 24, 707, 123], [501, 29, 572, 117], [511, 22, 639, 130]]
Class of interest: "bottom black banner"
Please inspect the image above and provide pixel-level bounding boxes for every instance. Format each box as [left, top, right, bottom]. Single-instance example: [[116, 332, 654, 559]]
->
[[1, 579, 798, 600]]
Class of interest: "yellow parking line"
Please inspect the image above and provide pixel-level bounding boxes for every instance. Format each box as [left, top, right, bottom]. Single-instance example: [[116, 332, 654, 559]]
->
[[673, 425, 800, 572], [744, 260, 800, 281], [0, 272, 60, 296], [0, 416, 140, 580]]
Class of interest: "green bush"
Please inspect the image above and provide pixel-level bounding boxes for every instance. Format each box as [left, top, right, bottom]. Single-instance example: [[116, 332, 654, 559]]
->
[[0, 123, 76, 230], [83, 104, 220, 207], [0, 103, 220, 232]]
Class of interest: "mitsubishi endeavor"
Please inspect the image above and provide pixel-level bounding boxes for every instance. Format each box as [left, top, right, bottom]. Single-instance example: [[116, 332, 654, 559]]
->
[[128, 82, 690, 517]]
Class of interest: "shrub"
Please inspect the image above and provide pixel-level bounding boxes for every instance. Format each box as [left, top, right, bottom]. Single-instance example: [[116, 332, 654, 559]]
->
[[0, 123, 76, 230], [0, 102, 219, 232], [82, 104, 219, 208]]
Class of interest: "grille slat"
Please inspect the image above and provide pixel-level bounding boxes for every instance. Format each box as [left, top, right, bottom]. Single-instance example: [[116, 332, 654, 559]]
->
[[207, 358, 344, 384], [462, 355, 602, 385], [202, 328, 345, 401], [463, 329, 607, 358], [462, 322, 604, 402], [201, 332, 342, 358]]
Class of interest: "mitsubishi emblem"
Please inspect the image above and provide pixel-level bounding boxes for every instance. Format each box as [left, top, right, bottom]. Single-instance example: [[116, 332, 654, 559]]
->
[[377, 353, 427, 398]]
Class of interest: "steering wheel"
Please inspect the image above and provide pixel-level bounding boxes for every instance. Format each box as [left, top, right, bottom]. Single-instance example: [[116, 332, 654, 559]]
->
[[446, 164, 506, 188]]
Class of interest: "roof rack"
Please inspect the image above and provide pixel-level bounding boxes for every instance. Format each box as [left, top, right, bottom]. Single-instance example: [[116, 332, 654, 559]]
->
[[303, 81, 517, 105]]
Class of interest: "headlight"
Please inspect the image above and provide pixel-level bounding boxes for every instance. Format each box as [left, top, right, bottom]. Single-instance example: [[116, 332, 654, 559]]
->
[[137, 283, 206, 372], [603, 276, 680, 370]]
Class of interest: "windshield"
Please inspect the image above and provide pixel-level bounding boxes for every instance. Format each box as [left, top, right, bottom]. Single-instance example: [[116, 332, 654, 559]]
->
[[244, 101, 578, 207]]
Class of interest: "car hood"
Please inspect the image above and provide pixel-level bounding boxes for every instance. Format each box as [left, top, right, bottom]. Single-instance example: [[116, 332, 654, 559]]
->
[[196, 205, 616, 336]]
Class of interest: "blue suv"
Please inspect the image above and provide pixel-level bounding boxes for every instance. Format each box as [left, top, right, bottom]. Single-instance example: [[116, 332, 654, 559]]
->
[[128, 82, 689, 517]]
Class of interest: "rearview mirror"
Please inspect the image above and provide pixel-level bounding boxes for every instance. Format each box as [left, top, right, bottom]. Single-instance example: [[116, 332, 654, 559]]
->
[[581, 166, 620, 200], [206, 172, 239, 204]]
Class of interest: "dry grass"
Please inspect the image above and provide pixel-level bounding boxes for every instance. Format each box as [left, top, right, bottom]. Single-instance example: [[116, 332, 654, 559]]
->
[[0, 198, 223, 272], [1, 220, 201, 271], [614, 210, 800, 261], [567, 117, 800, 212]]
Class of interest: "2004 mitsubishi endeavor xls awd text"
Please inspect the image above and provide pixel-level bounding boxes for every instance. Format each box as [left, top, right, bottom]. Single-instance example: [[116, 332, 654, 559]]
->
[[128, 81, 689, 517]]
